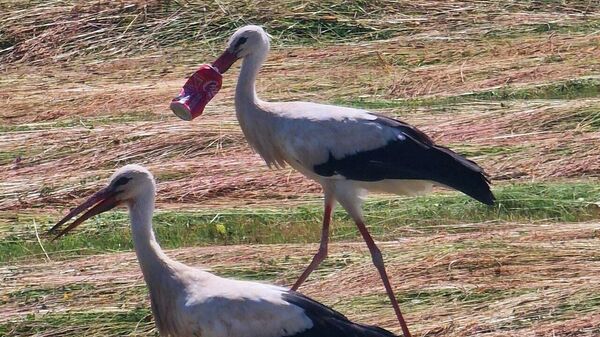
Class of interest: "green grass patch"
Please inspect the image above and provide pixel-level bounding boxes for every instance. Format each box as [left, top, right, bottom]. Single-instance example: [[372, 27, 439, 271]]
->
[[336, 78, 600, 109], [4, 287, 56, 304], [0, 114, 161, 133], [450, 144, 526, 158], [483, 18, 600, 38], [3, 284, 103, 306], [466, 79, 600, 101], [530, 19, 600, 34], [554, 291, 600, 317], [538, 106, 600, 131], [0, 309, 152, 336], [338, 287, 532, 314], [502, 290, 600, 330], [0, 149, 30, 166], [213, 262, 290, 281], [1, 181, 598, 263]]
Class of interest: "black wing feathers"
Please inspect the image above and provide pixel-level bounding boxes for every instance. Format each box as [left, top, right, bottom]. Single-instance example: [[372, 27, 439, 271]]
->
[[282, 291, 398, 337], [313, 115, 495, 205], [373, 114, 435, 147]]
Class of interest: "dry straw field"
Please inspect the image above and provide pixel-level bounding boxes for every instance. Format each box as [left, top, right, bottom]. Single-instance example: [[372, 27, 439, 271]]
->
[[1, 1, 600, 336]]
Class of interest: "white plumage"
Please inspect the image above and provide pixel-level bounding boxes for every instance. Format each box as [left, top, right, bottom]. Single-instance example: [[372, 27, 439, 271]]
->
[[202, 25, 495, 337], [49, 165, 398, 337]]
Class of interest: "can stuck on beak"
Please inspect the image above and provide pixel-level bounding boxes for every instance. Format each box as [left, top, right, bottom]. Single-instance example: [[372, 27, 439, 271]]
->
[[170, 64, 223, 121]]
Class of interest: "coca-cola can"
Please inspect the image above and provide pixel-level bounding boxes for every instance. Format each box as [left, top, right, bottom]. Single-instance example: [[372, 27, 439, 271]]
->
[[170, 64, 223, 121]]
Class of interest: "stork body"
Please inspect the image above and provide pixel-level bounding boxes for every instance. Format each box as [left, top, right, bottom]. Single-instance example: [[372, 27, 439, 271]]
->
[[195, 25, 494, 337], [50, 165, 398, 337]]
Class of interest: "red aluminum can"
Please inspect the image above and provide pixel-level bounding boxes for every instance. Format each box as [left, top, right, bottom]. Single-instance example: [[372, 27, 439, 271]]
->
[[170, 64, 222, 120]]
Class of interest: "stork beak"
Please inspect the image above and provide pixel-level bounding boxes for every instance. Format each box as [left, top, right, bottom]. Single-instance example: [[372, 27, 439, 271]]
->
[[212, 50, 238, 74], [48, 187, 121, 241]]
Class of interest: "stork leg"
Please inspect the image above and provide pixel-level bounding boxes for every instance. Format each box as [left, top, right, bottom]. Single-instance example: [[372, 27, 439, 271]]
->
[[356, 221, 412, 337], [291, 194, 334, 291]]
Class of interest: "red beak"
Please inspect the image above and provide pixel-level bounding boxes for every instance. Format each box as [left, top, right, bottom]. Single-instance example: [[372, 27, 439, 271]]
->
[[212, 50, 238, 73], [48, 187, 121, 241]]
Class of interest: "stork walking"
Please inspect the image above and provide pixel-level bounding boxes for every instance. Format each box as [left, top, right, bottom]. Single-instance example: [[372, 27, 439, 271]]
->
[[176, 25, 495, 337], [49, 164, 399, 337]]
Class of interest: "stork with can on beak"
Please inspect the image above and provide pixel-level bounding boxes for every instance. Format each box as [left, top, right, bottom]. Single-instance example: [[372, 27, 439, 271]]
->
[[171, 25, 495, 337]]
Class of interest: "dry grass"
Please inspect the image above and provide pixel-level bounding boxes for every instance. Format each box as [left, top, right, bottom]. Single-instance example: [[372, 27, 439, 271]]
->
[[1, 1, 600, 336], [3, 97, 599, 210], [2, 221, 599, 336], [1, 0, 598, 65]]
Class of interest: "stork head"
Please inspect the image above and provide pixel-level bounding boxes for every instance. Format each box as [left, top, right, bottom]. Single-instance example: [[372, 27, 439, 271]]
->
[[213, 25, 270, 73], [48, 164, 156, 240]]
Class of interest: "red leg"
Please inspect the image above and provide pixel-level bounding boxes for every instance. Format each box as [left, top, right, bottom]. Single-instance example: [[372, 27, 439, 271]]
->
[[291, 198, 333, 291], [356, 221, 412, 337]]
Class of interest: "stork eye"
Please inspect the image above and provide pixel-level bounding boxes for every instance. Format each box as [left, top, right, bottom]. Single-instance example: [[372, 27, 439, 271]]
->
[[114, 177, 131, 186], [234, 37, 247, 50]]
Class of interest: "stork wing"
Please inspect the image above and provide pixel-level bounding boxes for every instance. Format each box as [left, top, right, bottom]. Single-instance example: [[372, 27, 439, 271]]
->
[[269, 101, 494, 205], [281, 291, 398, 337], [311, 114, 494, 205], [186, 278, 396, 337]]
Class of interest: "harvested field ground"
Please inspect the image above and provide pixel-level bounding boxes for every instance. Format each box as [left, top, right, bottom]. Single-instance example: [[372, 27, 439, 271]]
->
[[1, 1, 599, 336]]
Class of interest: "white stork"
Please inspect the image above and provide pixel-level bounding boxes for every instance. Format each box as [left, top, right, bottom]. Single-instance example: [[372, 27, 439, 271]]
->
[[49, 164, 399, 337], [178, 25, 495, 337]]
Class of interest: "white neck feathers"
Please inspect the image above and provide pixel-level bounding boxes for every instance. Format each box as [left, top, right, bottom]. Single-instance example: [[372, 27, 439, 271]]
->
[[127, 190, 211, 336], [235, 49, 267, 108], [233, 42, 287, 168]]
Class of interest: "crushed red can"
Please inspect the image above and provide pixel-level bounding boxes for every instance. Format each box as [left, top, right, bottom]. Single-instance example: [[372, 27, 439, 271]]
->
[[170, 64, 222, 121]]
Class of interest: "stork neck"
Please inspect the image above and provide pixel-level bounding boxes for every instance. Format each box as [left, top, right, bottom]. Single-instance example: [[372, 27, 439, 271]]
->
[[128, 193, 172, 275], [235, 51, 266, 108]]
